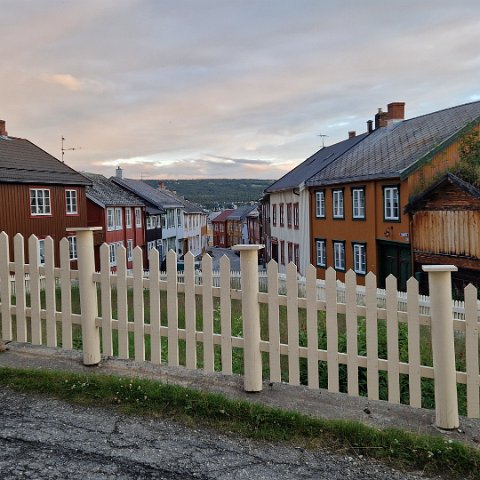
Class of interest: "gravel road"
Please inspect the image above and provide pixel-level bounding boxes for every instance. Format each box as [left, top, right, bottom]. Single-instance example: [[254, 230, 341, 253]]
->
[[0, 388, 440, 480]]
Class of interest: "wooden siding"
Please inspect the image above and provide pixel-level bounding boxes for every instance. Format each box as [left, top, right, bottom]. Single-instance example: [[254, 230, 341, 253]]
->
[[412, 210, 480, 258]]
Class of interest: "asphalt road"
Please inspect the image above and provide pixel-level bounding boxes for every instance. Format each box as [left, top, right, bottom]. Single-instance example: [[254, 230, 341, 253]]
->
[[0, 388, 439, 480]]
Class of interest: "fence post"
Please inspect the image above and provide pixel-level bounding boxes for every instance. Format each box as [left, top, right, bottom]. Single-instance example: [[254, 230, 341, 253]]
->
[[233, 244, 264, 392], [67, 227, 102, 366], [422, 265, 459, 429]]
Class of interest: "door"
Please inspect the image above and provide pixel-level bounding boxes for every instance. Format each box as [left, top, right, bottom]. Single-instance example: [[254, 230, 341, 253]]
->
[[377, 241, 411, 291]]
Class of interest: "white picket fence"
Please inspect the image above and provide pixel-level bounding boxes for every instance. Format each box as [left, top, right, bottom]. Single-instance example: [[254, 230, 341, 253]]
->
[[0, 231, 479, 428]]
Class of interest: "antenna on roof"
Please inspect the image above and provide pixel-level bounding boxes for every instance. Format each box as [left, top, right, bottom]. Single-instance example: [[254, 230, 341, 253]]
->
[[61, 136, 82, 163], [317, 133, 329, 148]]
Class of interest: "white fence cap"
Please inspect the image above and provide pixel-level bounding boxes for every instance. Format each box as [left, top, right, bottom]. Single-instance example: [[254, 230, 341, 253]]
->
[[422, 265, 458, 272], [232, 244, 264, 251]]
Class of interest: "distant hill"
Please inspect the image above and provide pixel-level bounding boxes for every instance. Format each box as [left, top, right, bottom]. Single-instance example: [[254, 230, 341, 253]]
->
[[144, 179, 274, 210]]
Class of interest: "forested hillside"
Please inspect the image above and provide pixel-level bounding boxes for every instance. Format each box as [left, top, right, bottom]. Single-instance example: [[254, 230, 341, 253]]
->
[[144, 179, 274, 209]]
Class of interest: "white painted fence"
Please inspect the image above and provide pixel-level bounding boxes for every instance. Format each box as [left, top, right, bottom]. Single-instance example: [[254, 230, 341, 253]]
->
[[0, 230, 479, 428]]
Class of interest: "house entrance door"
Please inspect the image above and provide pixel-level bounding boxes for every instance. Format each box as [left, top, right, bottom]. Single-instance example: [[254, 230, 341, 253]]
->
[[377, 240, 411, 291]]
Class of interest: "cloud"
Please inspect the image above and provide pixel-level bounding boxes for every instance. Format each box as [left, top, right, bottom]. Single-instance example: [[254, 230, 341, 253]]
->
[[41, 74, 82, 91]]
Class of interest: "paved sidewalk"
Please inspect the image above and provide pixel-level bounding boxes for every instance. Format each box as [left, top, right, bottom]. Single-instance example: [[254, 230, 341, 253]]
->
[[0, 341, 479, 449]]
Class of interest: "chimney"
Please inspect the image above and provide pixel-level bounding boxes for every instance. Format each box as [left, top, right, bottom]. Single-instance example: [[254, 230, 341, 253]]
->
[[158, 181, 165, 190], [0, 120, 7, 136], [348, 131, 356, 139], [387, 102, 405, 123], [367, 120, 373, 134], [115, 166, 123, 179], [375, 108, 389, 129]]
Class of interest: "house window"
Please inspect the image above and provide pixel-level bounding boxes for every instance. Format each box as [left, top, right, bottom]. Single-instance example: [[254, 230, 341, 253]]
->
[[279, 204, 284, 227], [106, 208, 115, 231], [177, 209, 182, 227], [333, 241, 345, 271], [109, 243, 117, 266], [287, 242, 293, 263], [293, 203, 299, 229], [146, 216, 155, 230], [38, 239, 45, 265], [294, 243, 299, 267], [135, 207, 142, 227], [280, 240, 285, 265], [125, 208, 132, 228], [147, 240, 156, 253], [127, 239, 133, 260], [384, 186, 400, 220], [315, 190, 325, 218], [65, 189, 78, 215], [332, 190, 344, 219], [67, 236, 77, 260], [115, 208, 123, 230], [315, 239, 326, 267], [30, 188, 51, 216], [353, 243, 367, 275], [287, 203, 292, 228], [352, 188, 365, 219], [272, 204, 277, 226]]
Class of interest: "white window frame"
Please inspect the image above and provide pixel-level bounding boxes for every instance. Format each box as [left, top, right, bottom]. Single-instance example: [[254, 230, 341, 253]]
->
[[107, 208, 115, 231], [109, 243, 117, 266], [332, 190, 344, 219], [315, 191, 325, 218], [135, 207, 142, 227], [146, 216, 155, 230], [384, 186, 400, 220], [125, 208, 132, 228], [333, 241, 345, 271], [38, 239, 45, 265], [352, 188, 365, 219], [315, 239, 326, 267], [115, 207, 123, 230], [127, 239, 133, 261], [30, 188, 51, 216], [65, 189, 78, 215], [67, 236, 77, 260], [147, 240, 156, 252], [353, 243, 367, 275]]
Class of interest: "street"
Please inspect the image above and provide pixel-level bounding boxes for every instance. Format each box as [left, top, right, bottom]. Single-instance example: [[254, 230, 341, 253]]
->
[[0, 388, 439, 480]]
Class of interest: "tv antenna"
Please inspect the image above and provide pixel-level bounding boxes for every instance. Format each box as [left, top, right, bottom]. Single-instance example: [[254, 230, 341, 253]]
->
[[317, 133, 329, 148], [61, 136, 81, 162]]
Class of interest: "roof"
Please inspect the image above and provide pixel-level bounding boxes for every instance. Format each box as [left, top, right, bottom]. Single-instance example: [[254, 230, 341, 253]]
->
[[211, 209, 234, 222], [180, 197, 206, 214], [405, 172, 480, 213], [83, 173, 145, 208], [265, 133, 368, 193], [226, 205, 257, 221], [111, 177, 183, 210], [0, 135, 91, 186], [306, 101, 480, 187]]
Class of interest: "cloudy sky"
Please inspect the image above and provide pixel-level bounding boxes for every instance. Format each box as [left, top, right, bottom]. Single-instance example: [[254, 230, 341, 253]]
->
[[1, 0, 479, 180]]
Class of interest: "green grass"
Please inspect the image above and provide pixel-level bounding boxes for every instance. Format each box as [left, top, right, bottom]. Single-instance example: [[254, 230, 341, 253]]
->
[[0, 366, 478, 479]]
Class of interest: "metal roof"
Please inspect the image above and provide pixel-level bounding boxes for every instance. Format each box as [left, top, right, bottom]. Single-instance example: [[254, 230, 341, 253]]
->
[[0, 136, 91, 186], [306, 101, 480, 187]]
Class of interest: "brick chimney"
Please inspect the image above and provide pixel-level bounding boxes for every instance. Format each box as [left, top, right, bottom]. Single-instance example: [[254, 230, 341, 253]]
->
[[375, 108, 389, 129], [158, 181, 165, 190], [0, 120, 7, 136], [348, 131, 356, 139], [375, 102, 405, 129]]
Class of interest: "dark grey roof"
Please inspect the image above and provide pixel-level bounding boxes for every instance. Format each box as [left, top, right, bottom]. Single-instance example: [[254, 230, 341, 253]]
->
[[111, 177, 183, 209], [0, 136, 90, 185], [405, 172, 480, 213], [306, 101, 480, 187], [265, 133, 368, 193], [226, 205, 257, 221], [83, 173, 145, 208], [180, 197, 205, 214]]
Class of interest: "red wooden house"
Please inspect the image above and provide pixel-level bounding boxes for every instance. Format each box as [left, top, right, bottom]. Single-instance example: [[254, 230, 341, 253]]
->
[[83, 173, 145, 270], [0, 119, 91, 265]]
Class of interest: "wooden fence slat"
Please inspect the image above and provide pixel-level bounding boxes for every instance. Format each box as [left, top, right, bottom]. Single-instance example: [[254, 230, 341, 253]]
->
[[202, 254, 214, 373], [306, 264, 319, 389], [365, 272, 379, 400], [267, 260, 281, 383], [99, 243, 113, 356], [184, 251, 197, 369], [44, 237, 57, 347], [220, 255, 232, 375], [0, 232, 12, 341], [167, 250, 179, 366], [133, 246, 145, 362], [59, 238, 73, 350], [28, 235, 42, 345], [326, 267, 339, 392], [345, 270, 359, 396], [148, 249, 161, 364], [116, 244, 129, 359], [14, 234, 27, 342], [407, 277, 421, 408], [465, 284, 480, 418], [287, 262, 299, 385], [386, 274, 400, 404]]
